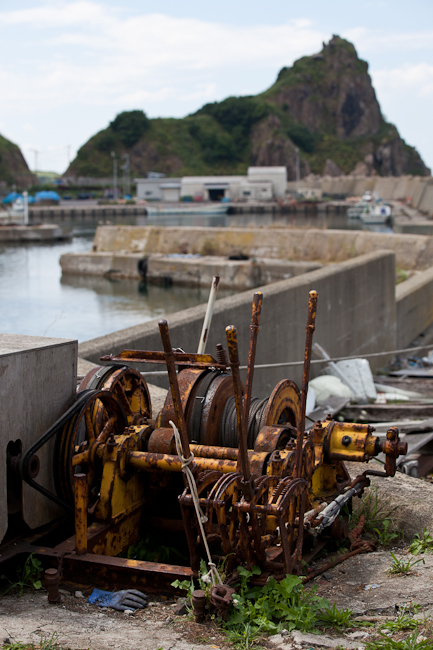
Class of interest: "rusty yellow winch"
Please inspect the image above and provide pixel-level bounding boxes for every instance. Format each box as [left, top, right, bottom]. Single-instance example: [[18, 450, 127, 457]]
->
[[19, 289, 407, 584]]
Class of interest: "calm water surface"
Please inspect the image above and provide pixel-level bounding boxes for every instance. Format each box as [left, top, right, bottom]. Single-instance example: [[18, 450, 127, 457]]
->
[[0, 235, 234, 343], [0, 210, 392, 344]]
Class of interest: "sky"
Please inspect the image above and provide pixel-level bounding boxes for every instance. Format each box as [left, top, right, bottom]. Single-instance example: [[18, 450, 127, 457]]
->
[[0, 0, 432, 175]]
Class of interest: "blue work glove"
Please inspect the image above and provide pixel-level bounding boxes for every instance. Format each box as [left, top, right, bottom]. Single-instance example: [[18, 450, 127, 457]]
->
[[88, 588, 148, 611]]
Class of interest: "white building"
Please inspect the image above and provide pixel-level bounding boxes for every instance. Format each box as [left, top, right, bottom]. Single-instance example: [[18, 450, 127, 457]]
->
[[135, 176, 181, 201], [135, 167, 287, 202]]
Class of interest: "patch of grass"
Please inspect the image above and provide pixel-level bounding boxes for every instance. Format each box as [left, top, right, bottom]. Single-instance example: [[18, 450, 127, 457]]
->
[[381, 614, 419, 633], [387, 552, 425, 575], [173, 564, 352, 648], [374, 519, 401, 547], [350, 487, 401, 545], [1, 554, 42, 597], [409, 529, 433, 556], [365, 630, 433, 650], [317, 602, 353, 628], [125, 533, 185, 564], [396, 268, 410, 285]]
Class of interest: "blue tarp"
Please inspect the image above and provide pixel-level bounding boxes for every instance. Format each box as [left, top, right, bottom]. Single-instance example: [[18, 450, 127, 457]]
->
[[2, 192, 22, 204], [2, 192, 35, 204], [35, 190, 60, 202]]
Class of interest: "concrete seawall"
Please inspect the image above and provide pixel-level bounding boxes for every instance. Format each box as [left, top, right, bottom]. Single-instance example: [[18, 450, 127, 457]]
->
[[288, 175, 433, 216], [396, 267, 433, 349], [60, 251, 322, 289], [88, 225, 433, 270], [79, 250, 396, 396]]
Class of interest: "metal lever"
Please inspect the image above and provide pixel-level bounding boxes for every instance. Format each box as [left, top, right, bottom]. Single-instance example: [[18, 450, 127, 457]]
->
[[158, 319, 193, 463], [295, 290, 318, 479], [243, 292, 263, 428], [225, 325, 254, 500]]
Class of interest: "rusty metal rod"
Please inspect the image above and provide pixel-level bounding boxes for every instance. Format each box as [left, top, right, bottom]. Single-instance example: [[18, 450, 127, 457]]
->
[[301, 545, 370, 583], [74, 473, 88, 555], [158, 320, 192, 462], [225, 325, 251, 490], [295, 290, 318, 479], [197, 275, 220, 354], [243, 292, 263, 428], [127, 450, 237, 474]]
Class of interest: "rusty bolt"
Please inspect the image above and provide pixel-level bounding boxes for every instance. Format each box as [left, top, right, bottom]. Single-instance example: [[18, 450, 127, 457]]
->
[[191, 589, 206, 623], [45, 568, 61, 604]]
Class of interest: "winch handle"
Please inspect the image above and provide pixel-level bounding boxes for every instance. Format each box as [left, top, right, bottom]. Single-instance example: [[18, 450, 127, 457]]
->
[[295, 290, 318, 479]]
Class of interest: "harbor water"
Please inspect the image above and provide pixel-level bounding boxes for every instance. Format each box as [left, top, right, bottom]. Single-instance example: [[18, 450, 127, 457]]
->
[[0, 234, 234, 343], [0, 211, 392, 345]]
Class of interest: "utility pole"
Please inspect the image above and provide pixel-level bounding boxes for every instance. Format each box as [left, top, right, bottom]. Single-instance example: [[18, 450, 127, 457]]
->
[[111, 151, 117, 200], [66, 145, 71, 167], [295, 147, 300, 194], [122, 154, 130, 197], [31, 149, 39, 172]]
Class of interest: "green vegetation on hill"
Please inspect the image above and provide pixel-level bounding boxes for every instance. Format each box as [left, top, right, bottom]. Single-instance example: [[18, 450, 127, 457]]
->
[[0, 133, 35, 188], [66, 36, 430, 180]]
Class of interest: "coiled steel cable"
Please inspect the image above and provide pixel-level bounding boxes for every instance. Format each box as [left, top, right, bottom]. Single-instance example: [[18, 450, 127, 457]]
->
[[218, 396, 269, 448]]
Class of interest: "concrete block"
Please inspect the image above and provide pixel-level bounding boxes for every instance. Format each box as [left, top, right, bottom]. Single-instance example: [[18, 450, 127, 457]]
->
[[79, 250, 396, 399], [396, 267, 433, 347], [419, 184, 433, 216], [61, 252, 143, 278], [0, 334, 77, 542]]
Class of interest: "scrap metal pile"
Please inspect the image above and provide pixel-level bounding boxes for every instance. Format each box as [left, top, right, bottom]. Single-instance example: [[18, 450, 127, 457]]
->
[[17, 290, 407, 586]]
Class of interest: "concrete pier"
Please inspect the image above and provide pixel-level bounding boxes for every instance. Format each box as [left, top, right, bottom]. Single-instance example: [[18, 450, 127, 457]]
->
[[79, 250, 396, 395], [0, 224, 65, 242]]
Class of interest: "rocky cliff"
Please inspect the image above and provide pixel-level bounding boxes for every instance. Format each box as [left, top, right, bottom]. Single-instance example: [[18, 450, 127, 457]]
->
[[67, 36, 430, 180], [0, 133, 35, 188]]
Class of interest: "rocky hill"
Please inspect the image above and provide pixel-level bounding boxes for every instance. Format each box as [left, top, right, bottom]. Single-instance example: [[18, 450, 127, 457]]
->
[[66, 36, 430, 181], [0, 133, 35, 188]]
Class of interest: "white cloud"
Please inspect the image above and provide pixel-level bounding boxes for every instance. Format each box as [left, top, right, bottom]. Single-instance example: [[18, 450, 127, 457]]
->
[[372, 63, 433, 97], [0, 1, 432, 171]]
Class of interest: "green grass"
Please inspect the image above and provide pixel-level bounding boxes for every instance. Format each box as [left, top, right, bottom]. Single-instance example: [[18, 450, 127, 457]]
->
[[1, 554, 42, 596], [387, 552, 425, 575], [409, 529, 433, 556]]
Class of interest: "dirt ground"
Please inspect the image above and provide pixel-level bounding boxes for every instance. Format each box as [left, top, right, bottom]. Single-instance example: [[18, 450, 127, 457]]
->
[[2, 546, 433, 650]]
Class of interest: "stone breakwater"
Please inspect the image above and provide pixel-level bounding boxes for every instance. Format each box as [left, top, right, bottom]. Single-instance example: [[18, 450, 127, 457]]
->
[[87, 225, 433, 270]]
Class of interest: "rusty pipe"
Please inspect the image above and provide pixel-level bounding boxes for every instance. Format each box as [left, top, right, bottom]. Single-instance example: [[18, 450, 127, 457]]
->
[[225, 326, 252, 496], [74, 473, 88, 555], [127, 450, 237, 474], [243, 292, 263, 428], [295, 290, 318, 479], [158, 319, 193, 462]]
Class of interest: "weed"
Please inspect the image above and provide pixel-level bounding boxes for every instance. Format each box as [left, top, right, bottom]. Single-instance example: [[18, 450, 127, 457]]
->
[[1, 554, 42, 596], [374, 519, 401, 547], [365, 630, 433, 650], [350, 487, 401, 544], [126, 533, 185, 564], [317, 602, 353, 628], [409, 529, 433, 556], [388, 553, 425, 575], [381, 615, 419, 632]]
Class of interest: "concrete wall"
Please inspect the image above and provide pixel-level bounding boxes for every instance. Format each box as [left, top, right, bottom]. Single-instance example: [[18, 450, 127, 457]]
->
[[0, 335, 77, 543], [92, 225, 433, 271], [288, 175, 433, 215], [61, 251, 322, 289], [79, 250, 396, 398], [396, 267, 433, 348]]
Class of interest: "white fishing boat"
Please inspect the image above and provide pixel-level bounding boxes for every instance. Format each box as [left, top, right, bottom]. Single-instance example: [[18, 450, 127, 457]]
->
[[347, 193, 392, 224], [0, 197, 26, 225], [146, 203, 230, 217]]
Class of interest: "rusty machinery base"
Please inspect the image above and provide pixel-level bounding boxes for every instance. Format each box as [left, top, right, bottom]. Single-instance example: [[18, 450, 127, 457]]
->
[[3, 289, 407, 593]]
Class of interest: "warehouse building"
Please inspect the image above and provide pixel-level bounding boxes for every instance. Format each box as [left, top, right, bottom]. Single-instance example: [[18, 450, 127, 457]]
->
[[135, 167, 287, 202]]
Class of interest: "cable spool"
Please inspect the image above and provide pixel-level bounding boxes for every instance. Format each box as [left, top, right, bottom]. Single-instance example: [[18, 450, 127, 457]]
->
[[218, 379, 301, 449]]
